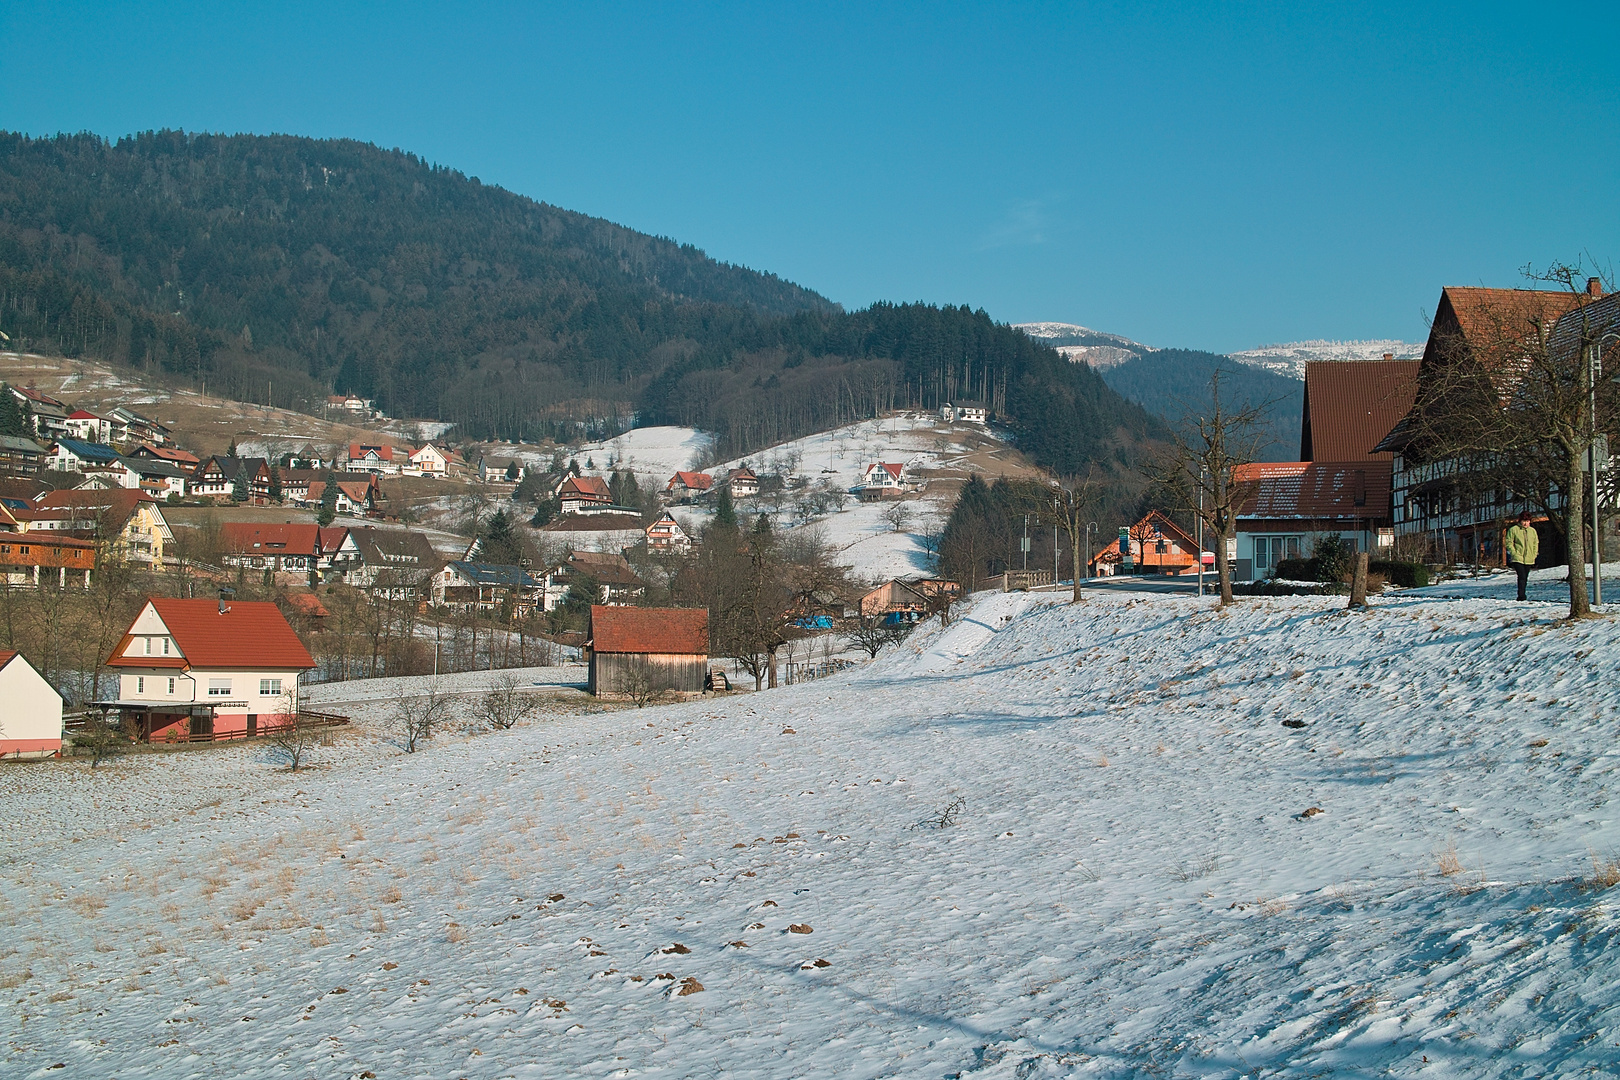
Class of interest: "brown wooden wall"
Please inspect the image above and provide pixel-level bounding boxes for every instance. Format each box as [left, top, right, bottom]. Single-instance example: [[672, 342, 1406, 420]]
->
[[589, 651, 707, 696]]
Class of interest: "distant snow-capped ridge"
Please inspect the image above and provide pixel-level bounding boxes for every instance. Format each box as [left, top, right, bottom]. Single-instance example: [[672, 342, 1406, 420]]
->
[[1012, 322, 1150, 370], [1227, 339, 1424, 380]]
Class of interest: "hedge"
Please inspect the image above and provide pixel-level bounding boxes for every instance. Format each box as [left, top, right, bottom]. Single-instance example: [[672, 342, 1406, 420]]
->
[[1370, 559, 1430, 588]]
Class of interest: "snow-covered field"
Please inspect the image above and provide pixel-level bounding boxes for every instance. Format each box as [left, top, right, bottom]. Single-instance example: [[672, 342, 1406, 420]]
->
[[6, 589, 1619, 1077]]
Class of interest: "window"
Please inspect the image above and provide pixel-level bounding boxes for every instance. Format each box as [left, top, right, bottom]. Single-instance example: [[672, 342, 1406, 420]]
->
[[1253, 535, 1303, 575], [259, 678, 283, 696], [207, 679, 232, 697], [137, 676, 145, 694], [167, 677, 176, 695], [163, 637, 171, 655], [144, 637, 152, 655]]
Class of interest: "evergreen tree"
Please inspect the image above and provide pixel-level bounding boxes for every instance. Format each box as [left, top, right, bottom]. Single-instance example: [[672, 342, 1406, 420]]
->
[[230, 470, 248, 503], [479, 509, 525, 566], [227, 438, 239, 458], [268, 464, 283, 502], [317, 471, 339, 526], [714, 487, 737, 528], [0, 387, 28, 437]]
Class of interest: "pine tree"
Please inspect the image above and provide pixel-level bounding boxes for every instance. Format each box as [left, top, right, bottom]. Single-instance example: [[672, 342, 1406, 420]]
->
[[479, 509, 524, 566], [268, 464, 283, 502], [230, 470, 248, 503], [0, 387, 28, 437], [317, 472, 339, 526], [715, 487, 737, 528]]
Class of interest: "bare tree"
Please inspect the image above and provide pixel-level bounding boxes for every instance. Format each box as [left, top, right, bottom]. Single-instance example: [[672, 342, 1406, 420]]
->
[[882, 501, 912, 533], [621, 660, 665, 708], [475, 670, 543, 729], [391, 680, 453, 752], [74, 710, 127, 768], [1149, 371, 1270, 605], [265, 691, 318, 770], [1046, 466, 1101, 602], [849, 613, 905, 658]]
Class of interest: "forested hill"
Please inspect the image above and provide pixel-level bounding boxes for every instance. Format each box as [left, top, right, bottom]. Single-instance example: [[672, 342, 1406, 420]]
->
[[0, 129, 1162, 476], [0, 130, 832, 436]]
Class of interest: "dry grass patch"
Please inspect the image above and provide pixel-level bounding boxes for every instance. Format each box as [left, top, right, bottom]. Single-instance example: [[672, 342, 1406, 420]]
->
[[1588, 851, 1620, 889]]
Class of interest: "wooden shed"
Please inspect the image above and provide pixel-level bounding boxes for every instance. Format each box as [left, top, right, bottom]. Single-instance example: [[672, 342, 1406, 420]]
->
[[587, 605, 709, 697]]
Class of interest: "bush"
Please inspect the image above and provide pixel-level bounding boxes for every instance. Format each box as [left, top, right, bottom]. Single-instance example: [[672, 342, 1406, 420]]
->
[[1233, 580, 1347, 596], [1370, 559, 1430, 588], [1274, 557, 1320, 582]]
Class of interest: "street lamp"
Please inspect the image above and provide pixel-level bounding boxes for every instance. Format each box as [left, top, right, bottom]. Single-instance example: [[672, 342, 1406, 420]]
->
[[1085, 522, 1097, 580]]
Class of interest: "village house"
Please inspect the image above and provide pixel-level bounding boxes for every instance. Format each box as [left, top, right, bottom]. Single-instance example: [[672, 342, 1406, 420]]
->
[[665, 470, 713, 501], [128, 443, 200, 469], [0, 650, 65, 758], [433, 561, 544, 613], [557, 474, 616, 515], [342, 526, 440, 597], [343, 443, 406, 475], [0, 503, 96, 586], [1229, 357, 1419, 579], [221, 523, 322, 579], [858, 461, 910, 498], [191, 455, 272, 501], [62, 409, 113, 444], [47, 438, 122, 474], [405, 443, 449, 478], [586, 605, 709, 697], [0, 434, 48, 477], [645, 511, 692, 554], [101, 596, 316, 742], [302, 478, 377, 516], [109, 407, 172, 446], [8, 385, 70, 439], [1375, 282, 1616, 566], [316, 525, 362, 579], [479, 455, 526, 484], [554, 550, 646, 607], [22, 489, 172, 564], [120, 456, 189, 499], [1091, 511, 1206, 577], [941, 401, 989, 424], [860, 578, 930, 618], [726, 467, 760, 499]]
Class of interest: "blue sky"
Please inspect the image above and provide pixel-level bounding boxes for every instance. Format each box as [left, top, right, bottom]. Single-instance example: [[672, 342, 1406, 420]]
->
[[2, 2, 1615, 353]]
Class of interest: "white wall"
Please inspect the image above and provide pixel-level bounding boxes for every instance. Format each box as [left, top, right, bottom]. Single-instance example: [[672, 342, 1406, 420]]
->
[[0, 655, 63, 747]]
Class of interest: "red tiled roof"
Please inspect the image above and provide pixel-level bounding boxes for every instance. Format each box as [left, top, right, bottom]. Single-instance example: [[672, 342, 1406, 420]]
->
[[868, 462, 904, 479], [221, 522, 321, 556], [29, 489, 154, 529], [560, 475, 612, 499], [1300, 360, 1419, 462], [669, 471, 713, 490], [1234, 461, 1392, 521], [106, 598, 315, 670], [286, 593, 331, 618], [589, 605, 708, 655], [318, 526, 350, 553], [0, 650, 16, 668], [349, 443, 398, 461]]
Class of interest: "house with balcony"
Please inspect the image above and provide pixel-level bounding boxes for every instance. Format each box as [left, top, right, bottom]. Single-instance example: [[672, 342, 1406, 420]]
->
[[100, 597, 317, 742], [21, 489, 172, 564], [221, 523, 322, 579], [645, 511, 692, 553]]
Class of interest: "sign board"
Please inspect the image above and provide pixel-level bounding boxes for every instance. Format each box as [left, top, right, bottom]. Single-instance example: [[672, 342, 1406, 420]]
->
[[1224, 537, 1237, 561], [1376, 527, 1395, 548], [1201, 551, 1216, 566], [1119, 527, 1133, 568]]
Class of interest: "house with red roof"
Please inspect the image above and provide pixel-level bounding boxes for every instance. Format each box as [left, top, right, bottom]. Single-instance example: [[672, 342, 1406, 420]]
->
[[726, 466, 759, 499], [665, 471, 713, 501], [63, 409, 113, 444], [1090, 512, 1207, 578], [221, 523, 322, 579], [22, 489, 173, 564], [586, 605, 709, 697], [645, 511, 692, 553], [859, 462, 909, 498], [0, 650, 65, 758], [557, 474, 615, 515], [102, 597, 317, 741], [344, 443, 406, 475]]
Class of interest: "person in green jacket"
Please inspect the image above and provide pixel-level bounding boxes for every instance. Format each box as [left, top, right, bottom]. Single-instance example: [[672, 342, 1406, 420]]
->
[[1506, 511, 1539, 601]]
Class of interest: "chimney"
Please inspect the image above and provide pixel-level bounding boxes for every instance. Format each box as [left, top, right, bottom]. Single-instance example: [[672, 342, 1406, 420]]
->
[[218, 586, 235, 615], [1382, 352, 1393, 362], [1589, 277, 1604, 297]]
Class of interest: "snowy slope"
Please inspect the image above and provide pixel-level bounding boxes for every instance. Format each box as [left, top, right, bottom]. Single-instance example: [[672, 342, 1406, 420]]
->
[[584, 426, 714, 484], [6, 591, 1620, 1078], [1229, 339, 1424, 380]]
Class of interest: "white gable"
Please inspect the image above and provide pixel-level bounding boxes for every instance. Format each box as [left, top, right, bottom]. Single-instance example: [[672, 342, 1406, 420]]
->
[[128, 602, 169, 635]]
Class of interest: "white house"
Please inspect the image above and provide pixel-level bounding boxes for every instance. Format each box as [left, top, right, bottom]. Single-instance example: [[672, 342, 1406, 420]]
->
[[103, 597, 317, 742], [406, 443, 449, 478], [941, 401, 988, 424], [727, 467, 760, 498], [0, 650, 65, 758], [645, 511, 692, 554], [860, 462, 909, 495], [63, 410, 113, 444]]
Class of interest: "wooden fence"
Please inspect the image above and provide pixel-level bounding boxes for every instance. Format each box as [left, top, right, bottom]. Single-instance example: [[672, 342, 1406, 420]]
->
[[65, 710, 350, 746]]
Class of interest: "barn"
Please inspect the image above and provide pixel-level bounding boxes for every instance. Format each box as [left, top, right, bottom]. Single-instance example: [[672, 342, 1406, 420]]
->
[[0, 650, 65, 758], [587, 605, 709, 697]]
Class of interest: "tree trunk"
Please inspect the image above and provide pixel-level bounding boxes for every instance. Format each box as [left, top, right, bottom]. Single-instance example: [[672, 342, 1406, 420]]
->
[[1216, 529, 1234, 605], [1566, 449, 1592, 619], [1348, 551, 1369, 609], [1070, 531, 1083, 603], [767, 646, 778, 689]]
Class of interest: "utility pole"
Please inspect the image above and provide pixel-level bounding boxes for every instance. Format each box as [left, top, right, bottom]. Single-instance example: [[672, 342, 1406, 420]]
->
[[1021, 514, 1030, 571], [1197, 468, 1205, 597]]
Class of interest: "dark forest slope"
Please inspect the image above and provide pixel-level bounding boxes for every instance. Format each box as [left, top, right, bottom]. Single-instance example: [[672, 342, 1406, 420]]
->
[[0, 130, 832, 437], [0, 130, 1163, 476], [1098, 349, 1304, 462]]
